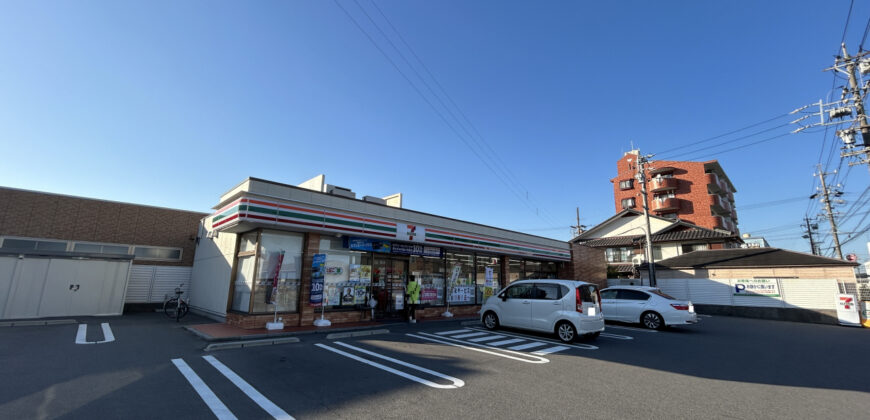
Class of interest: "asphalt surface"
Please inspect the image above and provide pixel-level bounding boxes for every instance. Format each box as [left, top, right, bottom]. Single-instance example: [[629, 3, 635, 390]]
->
[[1, 312, 868, 419]]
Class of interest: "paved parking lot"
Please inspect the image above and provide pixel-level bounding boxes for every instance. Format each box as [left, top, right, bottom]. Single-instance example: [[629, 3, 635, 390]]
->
[[1, 313, 868, 419]]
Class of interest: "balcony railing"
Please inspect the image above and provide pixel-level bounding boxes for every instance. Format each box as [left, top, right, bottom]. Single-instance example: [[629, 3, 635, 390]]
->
[[710, 194, 731, 215], [650, 177, 679, 192], [705, 172, 721, 193], [652, 197, 680, 213]]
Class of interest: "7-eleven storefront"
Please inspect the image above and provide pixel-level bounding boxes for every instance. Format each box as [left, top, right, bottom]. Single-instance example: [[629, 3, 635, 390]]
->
[[190, 178, 571, 329]]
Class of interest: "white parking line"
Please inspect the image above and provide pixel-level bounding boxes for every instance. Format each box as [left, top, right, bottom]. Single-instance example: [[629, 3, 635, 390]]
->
[[75, 323, 115, 344], [508, 342, 547, 351], [171, 359, 237, 420], [203, 356, 294, 420], [435, 329, 472, 335], [316, 342, 464, 389], [487, 338, 525, 346], [698, 314, 713, 318], [532, 346, 570, 356], [604, 325, 658, 333], [451, 332, 489, 339], [466, 327, 599, 350], [410, 332, 551, 364], [467, 335, 505, 342], [599, 332, 634, 340]]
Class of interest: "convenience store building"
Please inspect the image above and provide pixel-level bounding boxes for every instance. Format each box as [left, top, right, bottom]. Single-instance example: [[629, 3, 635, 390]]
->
[[190, 176, 572, 328]]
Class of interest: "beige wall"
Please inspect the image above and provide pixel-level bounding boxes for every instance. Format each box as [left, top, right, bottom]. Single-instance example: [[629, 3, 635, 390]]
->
[[652, 266, 856, 280]]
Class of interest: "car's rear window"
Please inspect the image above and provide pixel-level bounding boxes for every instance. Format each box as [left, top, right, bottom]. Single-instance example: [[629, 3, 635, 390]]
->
[[649, 289, 677, 300], [577, 285, 597, 303]]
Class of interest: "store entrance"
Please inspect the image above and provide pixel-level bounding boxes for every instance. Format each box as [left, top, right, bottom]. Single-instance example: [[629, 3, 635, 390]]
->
[[371, 257, 408, 319]]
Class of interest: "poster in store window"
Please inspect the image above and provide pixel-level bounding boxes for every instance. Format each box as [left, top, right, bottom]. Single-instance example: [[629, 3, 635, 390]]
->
[[483, 267, 494, 300], [359, 265, 372, 284], [354, 285, 367, 304], [349, 264, 361, 283]]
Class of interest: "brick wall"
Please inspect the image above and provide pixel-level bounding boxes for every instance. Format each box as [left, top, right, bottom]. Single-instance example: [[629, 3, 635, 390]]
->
[[571, 243, 607, 288], [611, 154, 738, 233], [0, 187, 207, 266]]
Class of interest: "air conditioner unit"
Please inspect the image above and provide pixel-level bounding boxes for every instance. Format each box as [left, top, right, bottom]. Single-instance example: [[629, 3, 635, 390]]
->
[[631, 255, 644, 265]]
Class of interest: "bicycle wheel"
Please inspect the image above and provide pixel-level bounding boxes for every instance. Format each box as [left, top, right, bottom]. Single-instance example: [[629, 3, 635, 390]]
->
[[163, 298, 179, 319], [177, 301, 190, 320]]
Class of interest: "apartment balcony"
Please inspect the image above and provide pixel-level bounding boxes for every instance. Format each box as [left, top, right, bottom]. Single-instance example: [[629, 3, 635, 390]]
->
[[731, 208, 738, 222], [652, 197, 680, 213], [726, 191, 734, 203], [719, 179, 730, 193], [710, 194, 731, 215], [705, 172, 721, 193], [650, 177, 679, 192]]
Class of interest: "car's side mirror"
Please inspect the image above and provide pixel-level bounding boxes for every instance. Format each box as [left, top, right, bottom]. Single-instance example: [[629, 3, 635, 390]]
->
[[500, 295, 507, 301]]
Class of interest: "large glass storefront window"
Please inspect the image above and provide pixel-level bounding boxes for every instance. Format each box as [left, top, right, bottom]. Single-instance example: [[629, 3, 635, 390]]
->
[[522, 259, 558, 279], [320, 237, 371, 310], [475, 255, 501, 303], [231, 231, 259, 312], [251, 231, 304, 313], [445, 252, 475, 305], [410, 255, 445, 306], [508, 259, 522, 283], [524, 260, 541, 279]]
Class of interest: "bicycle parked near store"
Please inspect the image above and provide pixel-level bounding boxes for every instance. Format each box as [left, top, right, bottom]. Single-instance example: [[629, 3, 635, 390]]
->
[[164, 284, 189, 322]]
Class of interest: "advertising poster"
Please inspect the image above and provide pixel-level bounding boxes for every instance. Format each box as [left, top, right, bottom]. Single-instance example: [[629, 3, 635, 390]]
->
[[359, 265, 372, 284], [349, 264, 361, 283], [309, 253, 326, 306], [422, 288, 437, 302], [395, 293, 404, 310], [483, 267, 494, 300], [326, 284, 340, 306], [732, 278, 780, 297], [341, 286, 355, 305], [354, 285, 367, 304]]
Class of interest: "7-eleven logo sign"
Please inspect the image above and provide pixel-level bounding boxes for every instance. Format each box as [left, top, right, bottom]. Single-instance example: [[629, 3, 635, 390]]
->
[[839, 296, 853, 310], [399, 224, 425, 242]]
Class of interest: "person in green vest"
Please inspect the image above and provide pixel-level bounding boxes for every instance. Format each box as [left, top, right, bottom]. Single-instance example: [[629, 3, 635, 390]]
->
[[405, 275, 421, 323]]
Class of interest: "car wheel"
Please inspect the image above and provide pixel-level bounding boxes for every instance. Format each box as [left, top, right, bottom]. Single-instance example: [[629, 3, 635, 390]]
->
[[555, 321, 576, 343], [483, 311, 499, 330], [641, 311, 664, 330]]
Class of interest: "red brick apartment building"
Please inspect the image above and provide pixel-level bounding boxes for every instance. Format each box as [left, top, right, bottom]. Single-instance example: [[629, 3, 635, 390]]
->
[[612, 150, 739, 234]]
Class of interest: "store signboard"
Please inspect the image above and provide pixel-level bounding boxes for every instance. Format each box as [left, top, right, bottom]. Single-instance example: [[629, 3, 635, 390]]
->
[[732, 278, 780, 297], [309, 253, 326, 306], [397, 224, 426, 243], [344, 237, 391, 253], [836, 294, 861, 326], [391, 243, 442, 257]]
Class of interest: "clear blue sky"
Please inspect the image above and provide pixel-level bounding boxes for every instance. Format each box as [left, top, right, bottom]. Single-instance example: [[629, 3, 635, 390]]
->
[[2, 1, 870, 262]]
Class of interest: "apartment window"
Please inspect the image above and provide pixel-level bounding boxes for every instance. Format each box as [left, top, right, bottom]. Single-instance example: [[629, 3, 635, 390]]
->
[[681, 243, 708, 254], [621, 198, 636, 209], [652, 245, 663, 261], [619, 179, 634, 190]]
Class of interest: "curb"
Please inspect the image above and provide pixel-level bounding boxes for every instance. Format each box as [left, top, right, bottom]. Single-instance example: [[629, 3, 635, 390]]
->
[[204, 337, 300, 352], [326, 329, 390, 339], [0, 319, 77, 327], [186, 322, 401, 342]]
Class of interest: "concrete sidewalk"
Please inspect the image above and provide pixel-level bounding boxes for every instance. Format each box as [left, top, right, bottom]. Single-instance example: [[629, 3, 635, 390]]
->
[[186, 314, 479, 342]]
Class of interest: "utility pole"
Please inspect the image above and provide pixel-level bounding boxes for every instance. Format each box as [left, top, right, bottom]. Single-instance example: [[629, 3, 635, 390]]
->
[[635, 153, 657, 286], [827, 43, 870, 168], [815, 164, 844, 259], [570, 207, 586, 238], [801, 216, 819, 256]]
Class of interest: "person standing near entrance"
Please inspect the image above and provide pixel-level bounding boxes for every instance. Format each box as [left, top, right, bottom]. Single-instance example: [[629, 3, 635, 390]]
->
[[405, 275, 421, 323]]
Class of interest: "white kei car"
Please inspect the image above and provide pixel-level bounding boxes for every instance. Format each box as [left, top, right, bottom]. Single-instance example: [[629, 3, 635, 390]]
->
[[599, 286, 699, 330], [480, 279, 605, 343]]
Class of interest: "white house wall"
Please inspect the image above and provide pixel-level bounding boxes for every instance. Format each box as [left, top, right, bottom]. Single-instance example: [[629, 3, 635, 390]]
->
[[656, 277, 839, 311], [189, 222, 238, 320], [597, 215, 673, 238]]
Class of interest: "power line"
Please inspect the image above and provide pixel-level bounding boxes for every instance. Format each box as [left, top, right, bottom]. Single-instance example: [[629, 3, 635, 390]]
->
[[653, 112, 790, 157], [739, 196, 807, 211], [656, 122, 791, 160], [860, 16, 870, 51], [332, 0, 563, 229], [841, 0, 855, 46], [681, 131, 792, 162]]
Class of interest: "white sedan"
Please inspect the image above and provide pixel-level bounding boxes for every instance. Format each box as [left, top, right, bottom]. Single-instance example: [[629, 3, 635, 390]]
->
[[599, 286, 699, 329]]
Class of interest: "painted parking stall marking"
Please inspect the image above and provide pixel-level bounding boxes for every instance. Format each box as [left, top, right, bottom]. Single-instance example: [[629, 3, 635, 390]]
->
[[508, 342, 547, 351], [409, 332, 552, 363], [451, 332, 489, 339], [599, 332, 634, 340], [75, 323, 115, 344], [316, 342, 465, 389], [171, 358, 237, 420], [532, 346, 570, 356], [467, 334, 506, 342], [435, 329, 472, 335], [172, 356, 296, 419], [462, 327, 599, 351]]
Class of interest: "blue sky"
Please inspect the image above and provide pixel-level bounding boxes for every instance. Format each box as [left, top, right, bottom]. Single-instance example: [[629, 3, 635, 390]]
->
[[2, 1, 870, 262]]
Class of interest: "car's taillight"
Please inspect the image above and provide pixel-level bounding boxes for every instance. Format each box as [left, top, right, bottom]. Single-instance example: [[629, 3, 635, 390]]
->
[[576, 287, 583, 312], [670, 304, 689, 311]]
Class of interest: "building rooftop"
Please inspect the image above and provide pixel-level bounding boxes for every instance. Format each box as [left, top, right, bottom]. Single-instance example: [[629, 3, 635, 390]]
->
[[648, 248, 857, 269]]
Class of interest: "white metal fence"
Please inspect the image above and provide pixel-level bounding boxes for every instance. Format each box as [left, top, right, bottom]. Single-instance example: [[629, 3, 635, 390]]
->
[[125, 265, 191, 304], [654, 277, 843, 310]]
